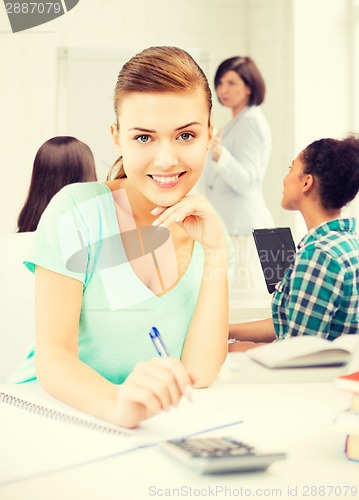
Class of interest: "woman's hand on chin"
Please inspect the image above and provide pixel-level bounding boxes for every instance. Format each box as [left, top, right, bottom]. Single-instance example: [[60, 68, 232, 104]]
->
[[151, 195, 228, 251]]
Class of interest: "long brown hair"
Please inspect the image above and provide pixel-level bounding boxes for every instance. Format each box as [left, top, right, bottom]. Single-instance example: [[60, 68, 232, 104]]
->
[[18, 136, 97, 232], [107, 46, 212, 181]]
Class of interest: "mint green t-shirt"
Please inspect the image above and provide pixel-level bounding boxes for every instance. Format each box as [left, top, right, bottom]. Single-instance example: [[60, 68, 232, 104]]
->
[[9, 182, 205, 385]]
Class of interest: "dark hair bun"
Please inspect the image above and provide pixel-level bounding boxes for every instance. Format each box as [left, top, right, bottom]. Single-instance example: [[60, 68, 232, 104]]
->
[[301, 134, 359, 210]]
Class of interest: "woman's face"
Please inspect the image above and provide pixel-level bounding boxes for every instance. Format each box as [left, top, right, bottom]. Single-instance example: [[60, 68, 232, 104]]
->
[[216, 70, 251, 113], [112, 90, 212, 208], [281, 153, 307, 210]]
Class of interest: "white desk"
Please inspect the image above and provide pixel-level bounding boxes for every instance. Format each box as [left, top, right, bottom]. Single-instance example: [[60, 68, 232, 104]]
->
[[0, 381, 357, 500]]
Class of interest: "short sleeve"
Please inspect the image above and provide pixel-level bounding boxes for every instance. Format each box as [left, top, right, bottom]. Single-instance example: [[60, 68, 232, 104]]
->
[[24, 186, 91, 284]]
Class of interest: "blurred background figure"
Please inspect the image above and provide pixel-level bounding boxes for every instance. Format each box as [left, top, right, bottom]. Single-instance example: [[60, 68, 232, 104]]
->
[[202, 56, 274, 290], [17, 136, 97, 233], [0, 136, 97, 381]]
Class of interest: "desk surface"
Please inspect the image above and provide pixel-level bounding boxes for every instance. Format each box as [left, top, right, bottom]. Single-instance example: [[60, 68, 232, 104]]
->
[[1, 381, 357, 500]]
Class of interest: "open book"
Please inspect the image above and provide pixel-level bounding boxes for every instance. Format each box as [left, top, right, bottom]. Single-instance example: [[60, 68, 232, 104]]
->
[[0, 383, 242, 485], [248, 335, 358, 369]]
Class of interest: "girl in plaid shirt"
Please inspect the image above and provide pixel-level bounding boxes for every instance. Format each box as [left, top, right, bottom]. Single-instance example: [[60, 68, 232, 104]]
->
[[229, 134, 359, 349]]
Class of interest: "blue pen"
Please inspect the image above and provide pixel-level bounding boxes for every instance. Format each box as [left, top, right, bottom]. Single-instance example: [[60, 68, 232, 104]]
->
[[148, 326, 192, 402], [148, 326, 171, 357]]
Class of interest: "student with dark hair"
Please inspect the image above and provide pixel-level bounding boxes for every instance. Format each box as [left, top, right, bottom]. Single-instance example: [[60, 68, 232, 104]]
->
[[17, 136, 97, 233], [202, 56, 274, 290], [229, 134, 359, 348], [10, 47, 230, 429]]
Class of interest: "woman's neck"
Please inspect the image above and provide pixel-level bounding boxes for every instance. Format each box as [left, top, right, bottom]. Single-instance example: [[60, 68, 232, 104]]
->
[[231, 100, 249, 119], [106, 178, 156, 226], [301, 204, 342, 232]]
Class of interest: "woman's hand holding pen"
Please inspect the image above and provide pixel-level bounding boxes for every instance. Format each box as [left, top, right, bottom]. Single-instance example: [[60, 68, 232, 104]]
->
[[151, 195, 228, 252], [109, 358, 195, 429]]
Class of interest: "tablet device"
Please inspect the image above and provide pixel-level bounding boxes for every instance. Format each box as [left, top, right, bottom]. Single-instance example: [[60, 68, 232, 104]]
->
[[252, 227, 296, 294]]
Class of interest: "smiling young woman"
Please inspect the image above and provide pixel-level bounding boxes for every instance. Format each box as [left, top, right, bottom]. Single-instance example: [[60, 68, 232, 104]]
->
[[9, 47, 231, 429]]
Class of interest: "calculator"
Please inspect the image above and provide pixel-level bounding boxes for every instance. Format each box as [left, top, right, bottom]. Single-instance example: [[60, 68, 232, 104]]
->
[[159, 436, 286, 474]]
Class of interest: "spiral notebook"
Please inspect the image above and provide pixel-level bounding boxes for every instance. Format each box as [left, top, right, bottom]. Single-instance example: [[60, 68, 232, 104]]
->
[[0, 383, 242, 485]]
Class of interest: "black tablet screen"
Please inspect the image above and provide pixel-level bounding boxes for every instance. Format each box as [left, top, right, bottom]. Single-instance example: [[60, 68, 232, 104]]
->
[[252, 228, 296, 293]]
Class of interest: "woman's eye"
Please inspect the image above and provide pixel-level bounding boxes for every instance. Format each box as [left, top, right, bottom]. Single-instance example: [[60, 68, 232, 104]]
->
[[178, 132, 193, 141], [136, 135, 151, 143]]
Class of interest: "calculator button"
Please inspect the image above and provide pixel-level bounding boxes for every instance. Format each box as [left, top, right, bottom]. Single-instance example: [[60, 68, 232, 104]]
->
[[168, 437, 258, 458], [229, 448, 253, 455]]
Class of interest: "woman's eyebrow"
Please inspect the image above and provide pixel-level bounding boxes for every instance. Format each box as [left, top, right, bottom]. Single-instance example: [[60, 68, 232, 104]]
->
[[128, 127, 155, 133], [175, 121, 202, 131], [128, 122, 202, 133]]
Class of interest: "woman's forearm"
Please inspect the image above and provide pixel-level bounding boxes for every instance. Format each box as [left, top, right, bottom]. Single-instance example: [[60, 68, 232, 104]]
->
[[181, 247, 230, 387], [36, 346, 118, 422], [35, 267, 119, 423], [229, 318, 276, 343]]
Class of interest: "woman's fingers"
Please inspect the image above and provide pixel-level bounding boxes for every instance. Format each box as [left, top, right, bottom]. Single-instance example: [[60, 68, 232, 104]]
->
[[216, 127, 223, 140], [127, 360, 182, 410], [212, 127, 223, 145], [114, 358, 194, 427], [150, 357, 194, 400], [152, 195, 208, 228], [150, 206, 166, 216], [114, 384, 161, 428], [211, 128, 223, 161], [151, 195, 227, 250]]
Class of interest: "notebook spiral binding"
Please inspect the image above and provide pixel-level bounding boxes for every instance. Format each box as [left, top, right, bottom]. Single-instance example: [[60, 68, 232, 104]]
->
[[0, 392, 133, 438]]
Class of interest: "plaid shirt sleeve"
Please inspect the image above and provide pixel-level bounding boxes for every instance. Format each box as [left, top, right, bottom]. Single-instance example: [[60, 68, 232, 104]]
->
[[273, 246, 345, 339]]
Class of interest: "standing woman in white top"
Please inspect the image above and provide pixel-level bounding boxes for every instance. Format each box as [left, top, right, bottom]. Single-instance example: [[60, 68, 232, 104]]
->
[[203, 56, 274, 290]]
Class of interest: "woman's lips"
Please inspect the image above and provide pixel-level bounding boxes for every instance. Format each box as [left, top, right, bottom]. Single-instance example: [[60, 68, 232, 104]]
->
[[148, 172, 185, 188]]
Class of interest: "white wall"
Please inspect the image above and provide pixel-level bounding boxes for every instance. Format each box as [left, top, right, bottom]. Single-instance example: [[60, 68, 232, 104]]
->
[[245, 0, 295, 230], [0, 0, 356, 235], [293, 0, 351, 150], [292, 0, 354, 239]]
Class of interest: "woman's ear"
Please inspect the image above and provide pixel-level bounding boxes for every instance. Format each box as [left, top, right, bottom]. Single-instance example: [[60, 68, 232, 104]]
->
[[207, 120, 214, 150], [110, 122, 121, 149], [302, 174, 314, 193]]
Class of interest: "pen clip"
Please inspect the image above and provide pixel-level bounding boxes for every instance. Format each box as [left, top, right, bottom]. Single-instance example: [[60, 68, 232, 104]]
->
[[149, 326, 170, 357]]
